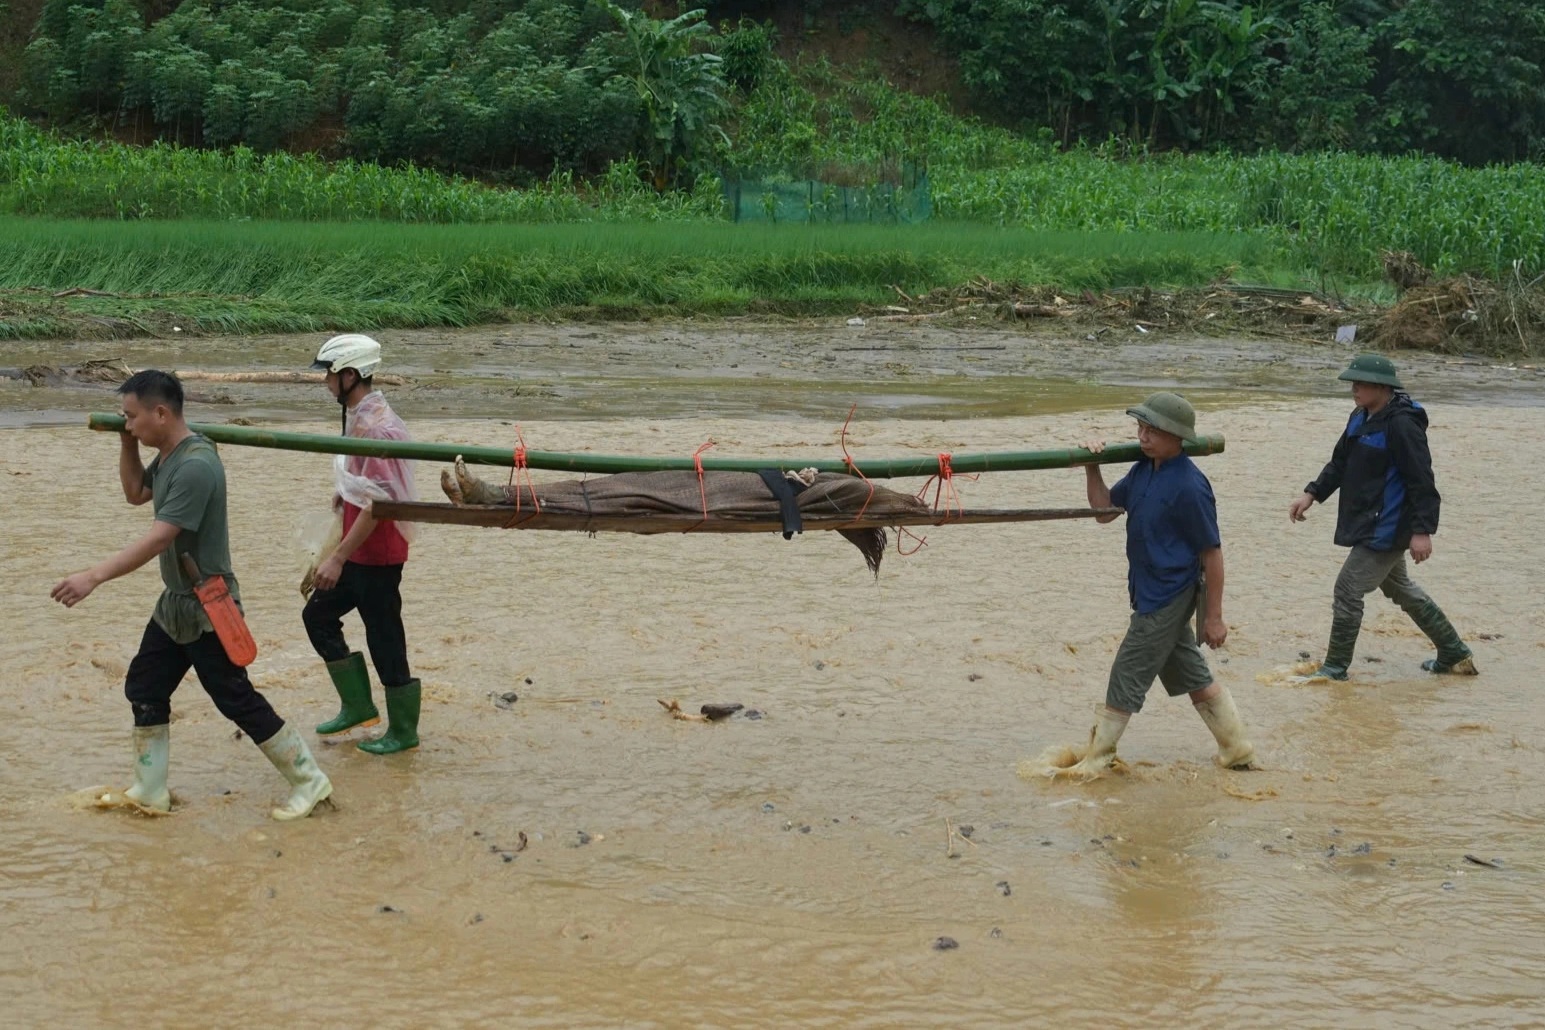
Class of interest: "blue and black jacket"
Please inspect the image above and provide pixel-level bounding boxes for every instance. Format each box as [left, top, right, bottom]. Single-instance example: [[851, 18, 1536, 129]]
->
[[1304, 393, 1440, 551]]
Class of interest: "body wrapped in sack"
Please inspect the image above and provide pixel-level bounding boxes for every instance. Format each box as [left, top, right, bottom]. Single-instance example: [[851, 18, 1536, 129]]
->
[[442, 457, 930, 574]]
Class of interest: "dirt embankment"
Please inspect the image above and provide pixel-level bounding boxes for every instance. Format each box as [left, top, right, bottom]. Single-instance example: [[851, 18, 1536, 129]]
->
[[6, 272, 1542, 357], [837, 275, 1542, 358]]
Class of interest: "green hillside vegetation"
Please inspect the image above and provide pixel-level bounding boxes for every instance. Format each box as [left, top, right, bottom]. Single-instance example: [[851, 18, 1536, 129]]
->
[[7, 71, 1545, 284], [13, 0, 1545, 169]]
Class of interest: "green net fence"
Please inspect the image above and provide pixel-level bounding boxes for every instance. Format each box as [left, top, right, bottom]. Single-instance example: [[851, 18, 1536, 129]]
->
[[721, 172, 931, 223]]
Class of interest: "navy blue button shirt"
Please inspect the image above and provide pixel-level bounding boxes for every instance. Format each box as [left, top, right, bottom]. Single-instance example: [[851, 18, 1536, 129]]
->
[[1109, 455, 1221, 614]]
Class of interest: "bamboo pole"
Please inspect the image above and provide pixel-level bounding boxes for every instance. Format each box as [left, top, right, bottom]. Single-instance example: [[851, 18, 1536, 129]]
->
[[87, 413, 1223, 478]]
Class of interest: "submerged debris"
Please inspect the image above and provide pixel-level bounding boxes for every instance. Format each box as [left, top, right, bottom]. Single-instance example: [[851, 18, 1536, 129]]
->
[[658, 698, 709, 722], [700, 703, 744, 720]]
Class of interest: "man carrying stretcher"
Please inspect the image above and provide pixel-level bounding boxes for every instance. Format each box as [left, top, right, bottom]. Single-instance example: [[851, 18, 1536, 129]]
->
[[51, 370, 333, 820]]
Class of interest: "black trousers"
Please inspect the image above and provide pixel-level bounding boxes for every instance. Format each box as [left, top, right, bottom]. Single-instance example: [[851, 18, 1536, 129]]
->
[[124, 619, 284, 744], [301, 561, 411, 687]]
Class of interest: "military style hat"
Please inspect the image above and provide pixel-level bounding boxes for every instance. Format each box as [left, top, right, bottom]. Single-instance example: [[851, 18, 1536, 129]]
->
[[1126, 391, 1197, 441], [1337, 353, 1402, 388]]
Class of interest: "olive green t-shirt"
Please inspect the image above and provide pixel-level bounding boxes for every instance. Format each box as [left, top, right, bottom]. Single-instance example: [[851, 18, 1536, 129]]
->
[[145, 434, 240, 644]]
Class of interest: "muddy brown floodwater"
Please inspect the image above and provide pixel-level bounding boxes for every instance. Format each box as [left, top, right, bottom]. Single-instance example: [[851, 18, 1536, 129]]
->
[[2, 322, 1543, 1028]]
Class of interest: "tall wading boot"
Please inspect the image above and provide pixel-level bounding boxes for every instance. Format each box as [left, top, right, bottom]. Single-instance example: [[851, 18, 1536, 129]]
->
[[358, 680, 421, 755], [258, 724, 334, 821], [1055, 707, 1130, 780], [1409, 599, 1479, 675], [124, 724, 171, 813], [314, 652, 380, 735], [1310, 617, 1360, 681], [1193, 687, 1256, 769]]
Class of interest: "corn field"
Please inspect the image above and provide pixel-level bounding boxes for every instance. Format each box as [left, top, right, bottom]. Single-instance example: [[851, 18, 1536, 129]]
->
[[0, 118, 722, 223], [930, 150, 1545, 280], [5, 105, 1545, 285]]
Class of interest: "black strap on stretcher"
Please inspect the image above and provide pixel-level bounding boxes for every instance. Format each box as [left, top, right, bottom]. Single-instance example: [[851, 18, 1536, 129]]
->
[[757, 469, 807, 540]]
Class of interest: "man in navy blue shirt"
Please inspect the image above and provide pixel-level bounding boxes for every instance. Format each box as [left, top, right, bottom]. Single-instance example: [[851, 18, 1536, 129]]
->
[[1054, 392, 1254, 778]]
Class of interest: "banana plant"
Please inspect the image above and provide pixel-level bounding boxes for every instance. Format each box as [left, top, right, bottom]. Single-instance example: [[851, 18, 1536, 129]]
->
[[600, 1, 729, 188]]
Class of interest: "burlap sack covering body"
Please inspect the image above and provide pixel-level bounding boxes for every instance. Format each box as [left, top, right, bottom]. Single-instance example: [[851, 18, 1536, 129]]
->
[[443, 459, 931, 574]]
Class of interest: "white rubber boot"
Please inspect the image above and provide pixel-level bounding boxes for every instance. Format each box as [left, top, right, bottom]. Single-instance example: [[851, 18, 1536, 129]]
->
[[124, 724, 171, 812], [258, 724, 334, 821], [1194, 687, 1256, 769], [1057, 707, 1131, 780]]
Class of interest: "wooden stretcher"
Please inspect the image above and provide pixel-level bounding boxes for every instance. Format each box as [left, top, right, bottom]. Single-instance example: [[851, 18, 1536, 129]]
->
[[372, 501, 1120, 533]]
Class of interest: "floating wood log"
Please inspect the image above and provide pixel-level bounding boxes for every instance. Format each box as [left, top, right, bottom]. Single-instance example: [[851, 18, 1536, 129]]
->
[[88, 413, 1224, 479], [171, 370, 412, 386], [6, 366, 408, 387], [371, 500, 1121, 533]]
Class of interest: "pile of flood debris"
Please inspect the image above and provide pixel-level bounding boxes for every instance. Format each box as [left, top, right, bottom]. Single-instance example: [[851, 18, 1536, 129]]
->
[[1370, 274, 1545, 354], [859, 276, 1357, 343], [860, 266, 1541, 356]]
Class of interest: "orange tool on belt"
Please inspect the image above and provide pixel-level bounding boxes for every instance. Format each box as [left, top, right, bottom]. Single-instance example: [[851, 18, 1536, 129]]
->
[[180, 554, 258, 667]]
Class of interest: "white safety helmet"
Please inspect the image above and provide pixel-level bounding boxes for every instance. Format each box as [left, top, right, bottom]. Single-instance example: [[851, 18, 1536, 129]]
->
[[311, 333, 382, 378]]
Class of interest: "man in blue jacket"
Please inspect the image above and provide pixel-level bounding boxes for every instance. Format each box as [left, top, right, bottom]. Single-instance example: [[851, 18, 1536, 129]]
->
[[1289, 354, 1477, 680]]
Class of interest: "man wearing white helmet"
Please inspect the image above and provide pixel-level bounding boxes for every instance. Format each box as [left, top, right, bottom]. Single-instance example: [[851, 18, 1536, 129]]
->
[[301, 334, 423, 755]]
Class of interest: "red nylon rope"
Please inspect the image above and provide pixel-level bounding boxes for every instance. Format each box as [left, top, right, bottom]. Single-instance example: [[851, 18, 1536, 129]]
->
[[502, 426, 541, 528], [837, 404, 876, 521], [690, 439, 716, 530], [917, 451, 974, 520]]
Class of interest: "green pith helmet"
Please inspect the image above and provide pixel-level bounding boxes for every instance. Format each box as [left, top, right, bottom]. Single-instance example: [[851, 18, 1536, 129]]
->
[[1126, 391, 1197, 441], [1337, 353, 1402, 388]]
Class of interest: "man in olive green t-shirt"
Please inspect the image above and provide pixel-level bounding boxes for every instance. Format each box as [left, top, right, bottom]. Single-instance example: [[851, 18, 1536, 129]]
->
[[52, 370, 333, 821]]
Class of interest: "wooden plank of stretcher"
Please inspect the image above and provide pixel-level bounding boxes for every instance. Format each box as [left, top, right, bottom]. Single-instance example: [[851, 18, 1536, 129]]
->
[[372, 501, 1120, 533]]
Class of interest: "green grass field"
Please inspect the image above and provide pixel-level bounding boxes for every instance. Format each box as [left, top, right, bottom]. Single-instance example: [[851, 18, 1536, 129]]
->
[[6, 105, 1543, 348], [0, 218, 1281, 337]]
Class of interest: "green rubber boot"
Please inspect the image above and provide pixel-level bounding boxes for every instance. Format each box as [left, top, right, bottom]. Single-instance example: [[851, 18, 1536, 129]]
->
[[358, 680, 420, 755], [125, 724, 171, 812], [1409, 600, 1478, 675], [1311, 617, 1359, 681], [315, 652, 379, 736]]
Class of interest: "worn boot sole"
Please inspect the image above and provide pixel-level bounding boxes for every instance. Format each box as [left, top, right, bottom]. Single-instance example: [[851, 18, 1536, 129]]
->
[[1289, 666, 1349, 683], [124, 786, 173, 812], [272, 781, 334, 822], [357, 738, 419, 755], [316, 714, 381, 736], [1423, 655, 1479, 676]]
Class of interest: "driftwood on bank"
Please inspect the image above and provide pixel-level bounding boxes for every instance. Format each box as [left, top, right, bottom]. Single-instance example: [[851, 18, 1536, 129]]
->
[[0, 359, 410, 388], [859, 276, 1352, 340], [174, 370, 412, 385], [869, 299, 1074, 323]]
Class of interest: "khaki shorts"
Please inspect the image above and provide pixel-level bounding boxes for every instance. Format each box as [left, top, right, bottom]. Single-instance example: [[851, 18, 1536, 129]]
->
[[1106, 582, 1213, 713]]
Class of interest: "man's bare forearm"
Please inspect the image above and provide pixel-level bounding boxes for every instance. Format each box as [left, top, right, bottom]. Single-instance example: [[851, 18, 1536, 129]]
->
[[329, 508, 376, 563], [91, 521, 179, 586], [1202, 547, 1225, 622], [118, 434, 149, 505], [1084, 466, 1120, 523]]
